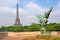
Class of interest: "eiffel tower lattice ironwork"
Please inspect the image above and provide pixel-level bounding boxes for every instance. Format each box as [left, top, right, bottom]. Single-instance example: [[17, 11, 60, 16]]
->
[[14, 3, 22, 26]]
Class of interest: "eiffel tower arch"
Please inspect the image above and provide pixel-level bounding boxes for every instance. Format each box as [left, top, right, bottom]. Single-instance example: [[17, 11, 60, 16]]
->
[[14, 3, 22, 26]]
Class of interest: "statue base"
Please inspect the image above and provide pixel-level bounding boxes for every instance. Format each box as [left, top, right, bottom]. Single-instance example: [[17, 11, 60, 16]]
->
[[40, 27, 48, 36]]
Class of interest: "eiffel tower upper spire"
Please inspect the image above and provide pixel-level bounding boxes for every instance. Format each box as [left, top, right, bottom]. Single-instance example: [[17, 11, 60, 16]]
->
[[14, 3, 22, 26]]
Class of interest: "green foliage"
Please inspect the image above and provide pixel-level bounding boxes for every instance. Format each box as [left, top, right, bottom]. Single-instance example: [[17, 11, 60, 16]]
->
[[55, 24, 60, 31], [28, 24, 41, 31], [1, 26, 7, 31], [45, 23, 56, 31], [7, 26, 23, 32], [52, 37, 60, 40], [0, 23, 60, 32], [0, 26, 23, 32]]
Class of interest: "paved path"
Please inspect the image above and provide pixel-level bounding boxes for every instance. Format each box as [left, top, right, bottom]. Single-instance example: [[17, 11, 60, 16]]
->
[[1, 32, 40, 40], [0, 31, 60, 40]]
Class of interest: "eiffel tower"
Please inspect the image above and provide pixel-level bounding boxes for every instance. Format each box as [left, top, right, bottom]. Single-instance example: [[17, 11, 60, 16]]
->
[[14, 3, 22, 26]]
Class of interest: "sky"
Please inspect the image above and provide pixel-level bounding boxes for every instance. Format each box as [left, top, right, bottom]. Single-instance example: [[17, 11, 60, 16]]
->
[[0, 0, 60, 26]]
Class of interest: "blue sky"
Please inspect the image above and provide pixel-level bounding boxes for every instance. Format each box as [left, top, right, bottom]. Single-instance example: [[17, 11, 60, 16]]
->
[[0, 0, 60, 26], [19, 0, 58, 8]]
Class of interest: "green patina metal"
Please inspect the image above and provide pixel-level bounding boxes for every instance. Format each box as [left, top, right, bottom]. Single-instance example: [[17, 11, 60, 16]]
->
[[36, 7, 53, 35]]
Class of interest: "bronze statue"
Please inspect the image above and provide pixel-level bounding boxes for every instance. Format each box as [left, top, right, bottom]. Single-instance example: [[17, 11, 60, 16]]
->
[[36, 7, 53, 35], [37, 7, 52, 25]]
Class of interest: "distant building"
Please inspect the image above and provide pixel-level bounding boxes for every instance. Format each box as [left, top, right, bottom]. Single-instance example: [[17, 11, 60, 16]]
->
[[14, 3, 22, 26]]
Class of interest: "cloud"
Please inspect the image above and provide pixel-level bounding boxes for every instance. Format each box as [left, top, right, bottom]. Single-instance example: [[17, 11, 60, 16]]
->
[[48, 1, 60, 23], [58, 1, 60, 8], [24, 2, 47, 15], [0, 6, 15, 26], [0, 0, 18, 7], [21, 1, 60, 24], [0, 7, 15, 15], [0, 0, 18, 26], [20, 2, 48, 25]]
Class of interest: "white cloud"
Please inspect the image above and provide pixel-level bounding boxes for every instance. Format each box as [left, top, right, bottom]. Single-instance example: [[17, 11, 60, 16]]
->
[[24, 2, 47, 15], [22, 1, 60, 24], [19, 2, 48, 25], [0, 7, 15, 15], [48, 1, 60, 23], [0, 0, 20, 15], [57, 1, 60, 8], [0, 0, 19, 26], [0, 0, 18, 7]]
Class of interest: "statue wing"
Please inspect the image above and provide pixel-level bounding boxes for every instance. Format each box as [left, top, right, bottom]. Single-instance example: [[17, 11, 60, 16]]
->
[[44, 7, 53, 23], [44, 7, 52, 19]]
